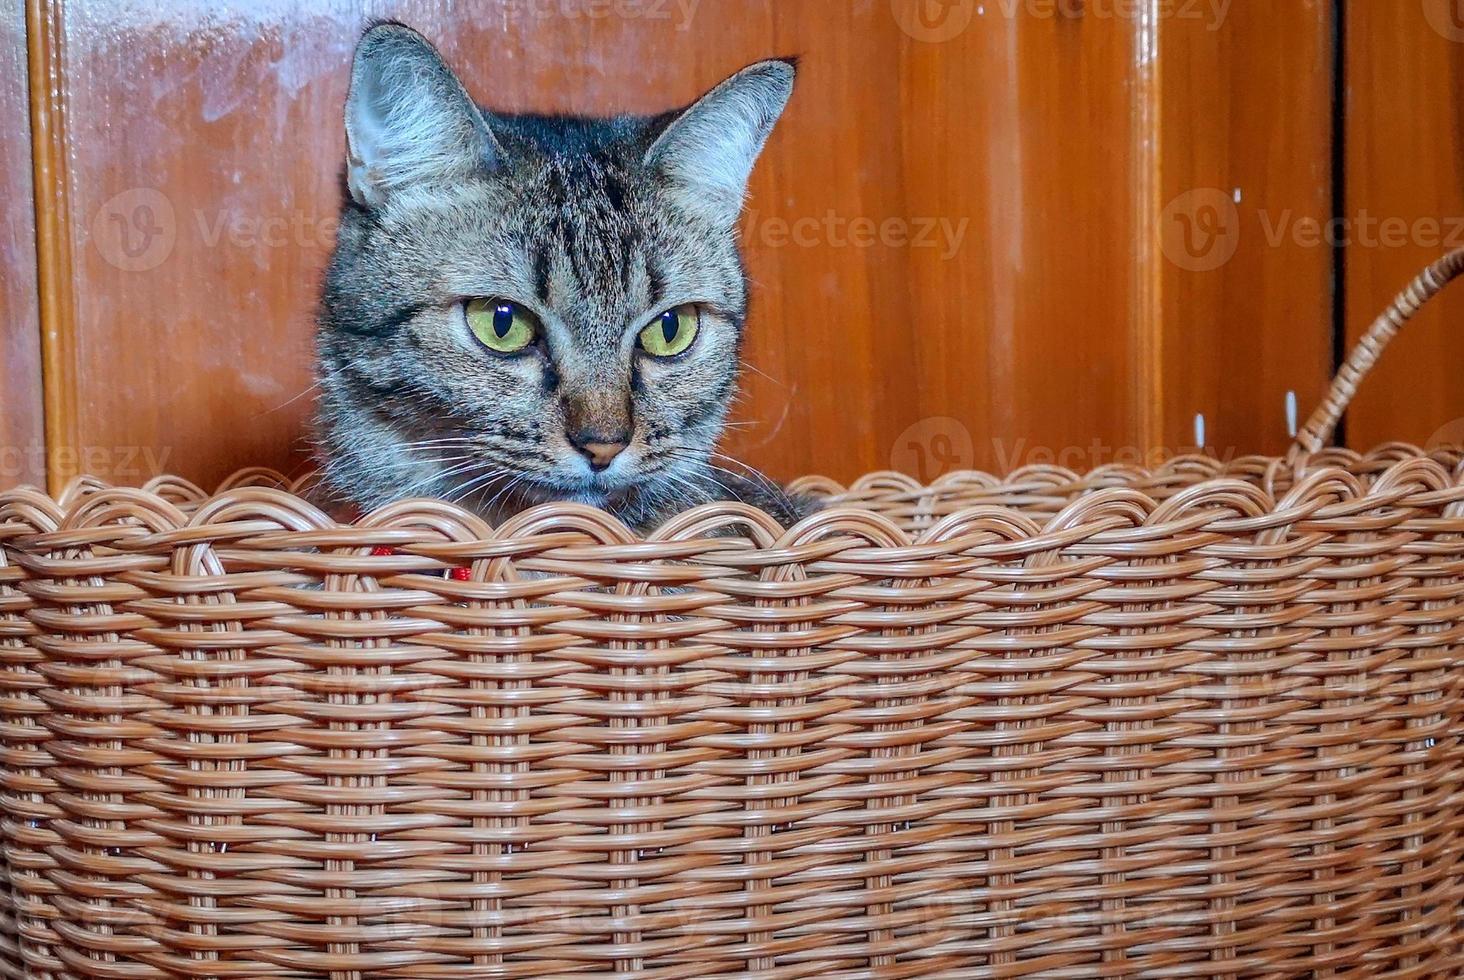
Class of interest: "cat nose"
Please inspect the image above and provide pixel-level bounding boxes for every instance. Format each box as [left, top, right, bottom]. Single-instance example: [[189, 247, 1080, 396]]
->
[[571, 434, 628, 471]]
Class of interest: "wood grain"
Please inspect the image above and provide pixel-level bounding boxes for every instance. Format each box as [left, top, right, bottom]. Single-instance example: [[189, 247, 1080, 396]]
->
[[24, 0, 1146, 489], [1155, 0, 1335, 460], [27, 0, 1344, 491], [1343, 0, 1464, 450], [1, 4, 43, 489]]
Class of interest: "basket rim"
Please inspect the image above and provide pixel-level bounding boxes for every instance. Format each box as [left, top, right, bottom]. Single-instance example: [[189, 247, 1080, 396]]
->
[[2, 444, 1463, 564]]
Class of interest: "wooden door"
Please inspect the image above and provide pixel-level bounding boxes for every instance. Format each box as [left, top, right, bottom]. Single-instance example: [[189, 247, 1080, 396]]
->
[[1344, 0, 1464, 449], [0, 0, 1453, 494], [1, 3, 42, 489]]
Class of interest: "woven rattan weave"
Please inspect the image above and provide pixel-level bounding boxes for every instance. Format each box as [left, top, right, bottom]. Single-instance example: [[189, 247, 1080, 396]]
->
[[3, 252, 1464, 977]]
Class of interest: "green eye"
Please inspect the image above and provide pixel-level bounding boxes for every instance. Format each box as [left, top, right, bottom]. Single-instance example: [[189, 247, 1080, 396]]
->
[[639, 304, 699, 357], [466, 298, 538, 353]]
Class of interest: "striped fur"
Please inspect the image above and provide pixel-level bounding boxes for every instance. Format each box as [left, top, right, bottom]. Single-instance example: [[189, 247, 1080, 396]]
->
[[315, 23, 809, 528]]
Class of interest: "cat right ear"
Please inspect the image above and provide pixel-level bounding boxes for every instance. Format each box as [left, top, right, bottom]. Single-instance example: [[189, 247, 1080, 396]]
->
[[644, 59, 796, 227], [345, 23, 501, 208]]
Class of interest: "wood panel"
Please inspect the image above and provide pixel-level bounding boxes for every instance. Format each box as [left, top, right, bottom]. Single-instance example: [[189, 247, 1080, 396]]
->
[[743, 1, 1167, 481], [34, 0, 1149, 489], [1156, 0, 1334, 460], [32, 0, 1340, 490], [1, 4, 43, 489], [1343, 0, 1464, 450]]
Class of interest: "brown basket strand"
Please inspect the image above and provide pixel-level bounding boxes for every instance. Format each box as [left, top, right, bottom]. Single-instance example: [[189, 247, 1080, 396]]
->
[[3, 453, 1464, 976], [1294, 245, 1464, 453], [3, 255, 1464, 975]]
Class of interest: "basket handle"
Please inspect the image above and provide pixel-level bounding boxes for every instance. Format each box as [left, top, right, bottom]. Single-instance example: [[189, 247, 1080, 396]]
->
[[1293, 246, 1464, 453]]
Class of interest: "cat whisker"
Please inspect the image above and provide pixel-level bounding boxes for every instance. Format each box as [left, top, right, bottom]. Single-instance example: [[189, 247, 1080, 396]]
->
[[740, 361, 788, 390], [388, 457, 487, 499], [706, 449, 784, 483], [388, 454, 477, 471], [648, 453, 739, 505], [479, 472, 534, 515], [394, 439, 485, 453], [258, 379, 324, 419], [447, 471, 508, 507], [660, 445, 791, 502]]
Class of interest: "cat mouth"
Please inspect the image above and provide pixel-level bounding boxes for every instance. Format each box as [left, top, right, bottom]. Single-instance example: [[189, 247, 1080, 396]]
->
[[512, 471, 636, 510], [427, 454, 654, 516]]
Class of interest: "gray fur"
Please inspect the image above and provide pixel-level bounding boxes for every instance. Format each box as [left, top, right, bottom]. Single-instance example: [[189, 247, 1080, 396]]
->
[[315, 23, 811, 529]]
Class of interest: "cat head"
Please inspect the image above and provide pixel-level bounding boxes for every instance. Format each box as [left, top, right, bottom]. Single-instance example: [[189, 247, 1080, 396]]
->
[[315, 22, 795, 527]]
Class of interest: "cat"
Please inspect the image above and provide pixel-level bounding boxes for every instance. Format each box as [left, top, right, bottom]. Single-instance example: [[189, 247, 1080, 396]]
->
[[313, 22, 814, 531]]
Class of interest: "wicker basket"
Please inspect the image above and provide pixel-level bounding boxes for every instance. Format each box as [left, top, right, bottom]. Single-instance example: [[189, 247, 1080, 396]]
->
[[4, 254, 1464, 978]]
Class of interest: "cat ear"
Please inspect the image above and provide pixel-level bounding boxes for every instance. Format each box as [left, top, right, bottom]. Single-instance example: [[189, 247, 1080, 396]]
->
[[345, 23, 502, 208], [644, 59, 796, 225]]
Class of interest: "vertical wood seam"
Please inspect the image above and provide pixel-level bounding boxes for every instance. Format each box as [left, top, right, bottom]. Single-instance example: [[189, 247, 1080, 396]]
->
[[1329, 0, 1349, 449], [1130, 1, 1164, 458], [25, 0, 77, 494]]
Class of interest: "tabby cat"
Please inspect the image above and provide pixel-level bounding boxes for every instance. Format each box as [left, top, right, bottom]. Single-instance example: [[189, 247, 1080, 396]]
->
[[314, 22, 812, 530]]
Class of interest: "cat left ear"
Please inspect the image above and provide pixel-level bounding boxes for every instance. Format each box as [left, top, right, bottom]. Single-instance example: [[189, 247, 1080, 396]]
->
[[345, 23, 503, 208], [644, 59, 796, 225]]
